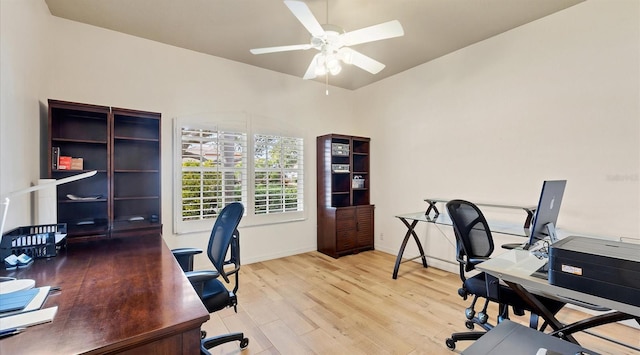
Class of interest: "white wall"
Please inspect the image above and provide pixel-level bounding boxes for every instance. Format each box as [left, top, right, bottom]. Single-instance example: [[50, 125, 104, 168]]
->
[[357, 0, 640, 272], [0, 0, 51, 233], [1, 0, 362, 266], [2, 0, 638, 271]]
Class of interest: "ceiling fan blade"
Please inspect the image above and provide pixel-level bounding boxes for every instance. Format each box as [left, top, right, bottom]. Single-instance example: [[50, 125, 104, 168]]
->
[[342, 20, 404, 46], [340, 48, 385, 74], [284, 1, 325, 37], [303, 54, 320, 79], [250, 44, 312, 55]]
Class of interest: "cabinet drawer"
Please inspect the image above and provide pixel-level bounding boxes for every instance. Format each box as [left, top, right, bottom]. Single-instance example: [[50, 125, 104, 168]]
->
[[336, 208, 355, 220], [337, 230, 356, 250], [336, 218, 356, 231]]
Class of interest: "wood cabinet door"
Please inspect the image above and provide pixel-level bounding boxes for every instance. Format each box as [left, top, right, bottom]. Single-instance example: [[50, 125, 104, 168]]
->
[[356, 205, 374, 248], [336, 208, 356, 252]]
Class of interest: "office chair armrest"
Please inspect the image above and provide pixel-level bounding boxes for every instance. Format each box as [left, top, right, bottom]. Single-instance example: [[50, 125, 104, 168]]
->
[[468, 257, 490, 266], [184, 270, 221, 297], [172, 247, 203, 272], [185, 270, 220, 283], [501, 243, 523, 250], [172, 247, 203, 257]]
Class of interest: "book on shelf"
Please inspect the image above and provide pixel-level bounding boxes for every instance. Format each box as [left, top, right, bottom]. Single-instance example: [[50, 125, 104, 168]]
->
[[52, 147, 60, 170], [71, 158, 83, 170], [58, 156, 72, 170]]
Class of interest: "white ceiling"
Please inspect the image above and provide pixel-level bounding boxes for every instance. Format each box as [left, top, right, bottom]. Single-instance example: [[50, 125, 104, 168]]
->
[[44, 0, 584, 90]]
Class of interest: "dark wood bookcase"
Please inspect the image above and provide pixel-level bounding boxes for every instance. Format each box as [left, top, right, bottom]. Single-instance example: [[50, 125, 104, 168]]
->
[[316, 134, 374, 258], [48, 99, 161, 240]]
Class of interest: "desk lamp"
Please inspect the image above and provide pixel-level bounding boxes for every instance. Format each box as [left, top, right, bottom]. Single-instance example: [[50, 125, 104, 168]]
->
[[0, 170, 97, 242]]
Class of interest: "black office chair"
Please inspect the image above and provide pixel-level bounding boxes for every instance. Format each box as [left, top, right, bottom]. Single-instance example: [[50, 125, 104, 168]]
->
[[444, 199, 564, 351], [172, 202, 249, 354]]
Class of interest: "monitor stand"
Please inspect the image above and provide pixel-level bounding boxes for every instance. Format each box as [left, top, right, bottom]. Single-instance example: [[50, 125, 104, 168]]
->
[[522, 222, 558, 251], [545, 222, 558, 244]]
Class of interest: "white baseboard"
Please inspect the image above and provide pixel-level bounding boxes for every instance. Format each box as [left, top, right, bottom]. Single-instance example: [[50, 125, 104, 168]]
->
[[243, 246, 317, 265]]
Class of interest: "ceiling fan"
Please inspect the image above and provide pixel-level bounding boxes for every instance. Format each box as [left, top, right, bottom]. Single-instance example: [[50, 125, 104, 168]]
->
[[250, 0, 404, 80]]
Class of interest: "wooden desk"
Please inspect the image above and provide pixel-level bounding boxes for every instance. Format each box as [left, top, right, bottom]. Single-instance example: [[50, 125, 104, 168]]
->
[[0, 235, 209, 354]]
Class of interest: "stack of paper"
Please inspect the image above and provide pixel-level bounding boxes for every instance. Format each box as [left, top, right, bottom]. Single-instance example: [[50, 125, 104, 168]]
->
[[0, 286, 56, 331], [0, 307, 58, 331]]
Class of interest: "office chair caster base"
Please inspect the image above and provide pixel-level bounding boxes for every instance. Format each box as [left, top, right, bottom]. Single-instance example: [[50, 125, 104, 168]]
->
[[240, 337, 249, 349], [465, 320, 474, 329], [445, 338, 456, 350], [465, 308, 475, 320], [201, 332, 249, 353], [478, 312, 488, 324]]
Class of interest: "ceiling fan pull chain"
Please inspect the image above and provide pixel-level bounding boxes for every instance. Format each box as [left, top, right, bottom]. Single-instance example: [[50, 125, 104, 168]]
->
[[326, 0, 329, 24], [325, 73, 329, 95]]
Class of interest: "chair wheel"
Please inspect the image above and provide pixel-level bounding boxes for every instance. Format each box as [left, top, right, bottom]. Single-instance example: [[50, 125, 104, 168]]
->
[[201, 330, 207, 339], [478, 312, 488, 324], [513, 307, 525, 316], [240, 337, 249, 349], [445, 338, 456, 350], [465, 308, 475, 320], [465, 320, 475, 329]]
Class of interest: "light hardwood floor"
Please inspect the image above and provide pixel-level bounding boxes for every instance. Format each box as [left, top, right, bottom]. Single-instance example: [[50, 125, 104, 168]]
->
[[201, 250, 639, 354]]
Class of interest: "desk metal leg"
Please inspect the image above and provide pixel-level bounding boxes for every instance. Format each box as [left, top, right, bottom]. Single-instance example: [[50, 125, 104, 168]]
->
[[522, 208, 534, 228], [392, 218, 428, 279], [506, 281, 640, 350], [503, 280, 579, 344], [548, 312, 637, 339]]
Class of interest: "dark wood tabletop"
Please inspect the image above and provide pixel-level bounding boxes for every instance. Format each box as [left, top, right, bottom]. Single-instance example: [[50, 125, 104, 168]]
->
[[0, 235, 209, 354]]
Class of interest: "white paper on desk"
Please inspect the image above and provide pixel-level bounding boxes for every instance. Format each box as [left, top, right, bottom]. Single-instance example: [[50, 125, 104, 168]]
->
[[0, 306, 58, 331], [513, 256, 547, 275], [0, 286, 50, 318], [499, 250, 547, 273]]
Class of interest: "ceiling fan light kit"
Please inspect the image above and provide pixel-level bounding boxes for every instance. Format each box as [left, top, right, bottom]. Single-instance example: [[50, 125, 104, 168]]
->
[[250, 0, 404, 85]]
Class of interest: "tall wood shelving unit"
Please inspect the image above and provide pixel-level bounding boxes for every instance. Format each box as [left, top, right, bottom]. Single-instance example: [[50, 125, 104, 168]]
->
[[316, 134, 374, 258], [48, 99, 161, 240]]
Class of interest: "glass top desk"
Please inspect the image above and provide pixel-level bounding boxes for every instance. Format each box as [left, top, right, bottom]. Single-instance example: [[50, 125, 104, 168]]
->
[[476, 248, 640, 345], [392, 199, 535, 279]]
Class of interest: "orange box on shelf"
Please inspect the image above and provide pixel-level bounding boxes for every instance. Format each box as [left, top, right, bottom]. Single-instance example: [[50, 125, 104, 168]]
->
[[58, 156, 72, 170], [71, 158, 83, 170]]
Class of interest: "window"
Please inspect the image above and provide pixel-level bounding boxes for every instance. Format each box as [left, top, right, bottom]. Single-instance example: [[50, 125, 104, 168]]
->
[[175, 116, 305, 233], [179, 126, 247, 224], [254, 134, 304, 215]]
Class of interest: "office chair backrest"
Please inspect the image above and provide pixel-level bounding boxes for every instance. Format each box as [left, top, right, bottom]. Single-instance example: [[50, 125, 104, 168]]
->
[[207, 202, 244, 283], [446, 200, 494, 272]]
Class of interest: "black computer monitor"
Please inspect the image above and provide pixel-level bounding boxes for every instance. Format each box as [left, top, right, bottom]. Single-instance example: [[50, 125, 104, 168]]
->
[[524, 180, 567, 250]]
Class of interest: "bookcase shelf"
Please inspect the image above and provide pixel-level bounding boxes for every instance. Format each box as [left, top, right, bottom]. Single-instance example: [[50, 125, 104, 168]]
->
[[48, 99, 161, 240]]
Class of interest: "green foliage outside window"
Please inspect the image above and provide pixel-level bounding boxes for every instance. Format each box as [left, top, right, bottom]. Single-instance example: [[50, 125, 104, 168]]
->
[[180, 130, 302, 221], [181, 160, 242, 220]]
